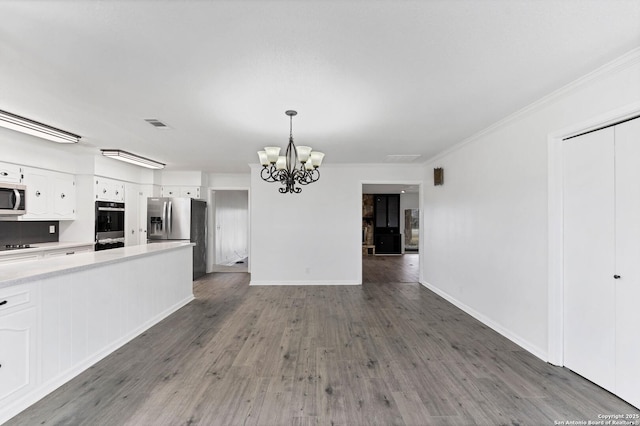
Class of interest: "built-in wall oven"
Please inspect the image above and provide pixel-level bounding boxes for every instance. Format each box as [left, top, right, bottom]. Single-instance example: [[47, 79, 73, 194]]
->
[[95, 201, 125, 251], [0, 183, 26, 215]]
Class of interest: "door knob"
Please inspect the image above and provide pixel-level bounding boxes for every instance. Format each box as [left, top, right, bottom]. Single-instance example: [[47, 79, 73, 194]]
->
[[614, 275, 621, 279]]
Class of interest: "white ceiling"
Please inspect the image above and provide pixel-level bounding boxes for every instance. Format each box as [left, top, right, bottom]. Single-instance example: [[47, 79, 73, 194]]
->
[[1, 1, 639, 173]]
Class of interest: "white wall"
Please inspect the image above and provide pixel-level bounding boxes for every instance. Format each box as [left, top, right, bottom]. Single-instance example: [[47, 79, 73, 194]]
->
[[157, 170, 206, 186], [94, 155, 155, 184], [250, 164, 423, 285], [422, 48, 640, 361], [0, 127, 80, 173], [208, 173, 251, 188]]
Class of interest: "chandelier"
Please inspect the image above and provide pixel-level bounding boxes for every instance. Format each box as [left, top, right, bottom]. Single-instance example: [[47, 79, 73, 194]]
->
[[257, 110, 324, 194]]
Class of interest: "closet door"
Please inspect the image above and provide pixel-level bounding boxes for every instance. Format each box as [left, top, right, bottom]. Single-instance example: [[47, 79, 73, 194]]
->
[[614, 118, 640, 408], [563, 127, 616, 393]]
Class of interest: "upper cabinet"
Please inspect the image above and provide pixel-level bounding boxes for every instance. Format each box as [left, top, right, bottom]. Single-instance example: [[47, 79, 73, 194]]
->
[[0, 162, 22, 184], [21, 168, 76, 221], [95, 177, 125, 202], [161, 185, 201, 199]]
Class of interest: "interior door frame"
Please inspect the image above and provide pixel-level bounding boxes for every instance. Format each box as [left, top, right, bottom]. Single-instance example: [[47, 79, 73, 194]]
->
[[359, 180, 423, 285], [547, 101, 640, 366], [207, 187, 251, 273]]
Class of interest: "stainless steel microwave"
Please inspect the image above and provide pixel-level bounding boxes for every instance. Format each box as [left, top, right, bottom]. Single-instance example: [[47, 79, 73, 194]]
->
[[0, 183, 26, 215]]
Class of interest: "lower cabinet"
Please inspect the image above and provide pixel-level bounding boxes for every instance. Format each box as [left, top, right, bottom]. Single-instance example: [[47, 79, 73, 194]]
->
[[0, 284, 38, 407], [375, 234, 402, 254]]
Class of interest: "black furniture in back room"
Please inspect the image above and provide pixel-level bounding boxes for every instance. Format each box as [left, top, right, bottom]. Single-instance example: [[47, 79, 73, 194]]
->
[[374, 194, 402, 254]]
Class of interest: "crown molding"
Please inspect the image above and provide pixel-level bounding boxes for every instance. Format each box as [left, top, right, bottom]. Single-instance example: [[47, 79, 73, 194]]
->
[[426, 47, 640, 165]]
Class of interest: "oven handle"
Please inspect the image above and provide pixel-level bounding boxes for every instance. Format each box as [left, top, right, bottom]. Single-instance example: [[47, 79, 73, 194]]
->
[[97, 207, 125, 212], [13, 189, 21, 210]]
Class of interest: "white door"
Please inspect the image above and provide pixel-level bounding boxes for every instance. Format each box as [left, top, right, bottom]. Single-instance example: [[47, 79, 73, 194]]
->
[[125, 183, 139, 246], [563, 127, 616, 393], [138, 185, 153, 244], [613, 118, 640, 408]]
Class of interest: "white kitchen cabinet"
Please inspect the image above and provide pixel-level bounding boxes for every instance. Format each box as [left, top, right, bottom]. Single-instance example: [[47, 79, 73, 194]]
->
[[0, 162, 22, 184], [22, 170, 48, 218], [21, 168, 76, 220], [52, 175, 76, 218], [161, 185, 200, 199], [0, 283, 38, 405], [95, 177, 124, 202]]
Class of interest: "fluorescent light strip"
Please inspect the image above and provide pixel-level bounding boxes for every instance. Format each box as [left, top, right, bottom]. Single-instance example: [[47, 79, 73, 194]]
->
[[0, 109, 80, 144], [101, 149, 165, 169]]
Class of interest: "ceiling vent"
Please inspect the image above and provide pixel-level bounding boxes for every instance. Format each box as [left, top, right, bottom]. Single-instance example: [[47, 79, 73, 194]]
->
[[144, 118, 170, 129], [385, 154, 421, 163]]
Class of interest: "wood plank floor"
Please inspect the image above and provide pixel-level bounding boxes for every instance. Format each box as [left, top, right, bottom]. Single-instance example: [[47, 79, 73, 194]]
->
[[7, 256, 638, 425]]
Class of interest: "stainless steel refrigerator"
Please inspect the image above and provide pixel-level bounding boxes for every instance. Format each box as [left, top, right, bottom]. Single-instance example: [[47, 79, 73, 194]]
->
[[147, 197, 207, 280]]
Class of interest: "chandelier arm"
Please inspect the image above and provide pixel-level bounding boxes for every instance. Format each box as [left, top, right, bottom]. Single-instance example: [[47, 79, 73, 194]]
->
[[260, 164, 280, 182], [297, 169, 319, 185]]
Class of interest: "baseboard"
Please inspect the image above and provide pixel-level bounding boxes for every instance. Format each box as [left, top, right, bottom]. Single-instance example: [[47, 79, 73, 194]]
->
[[420, 280, 548, 362], [249, 280, 361, 286], [0, 295, 194, 425]]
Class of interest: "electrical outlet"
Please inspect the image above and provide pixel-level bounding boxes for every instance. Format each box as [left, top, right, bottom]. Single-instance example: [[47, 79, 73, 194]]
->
[[49, 225, 56, 234]]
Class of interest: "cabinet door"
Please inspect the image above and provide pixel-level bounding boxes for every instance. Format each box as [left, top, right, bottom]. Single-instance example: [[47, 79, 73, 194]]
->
[[96, 178, 110, 200], [0, 308, 37, 402], [180, 186, 200, 198], [53, 175, 75, 219], [22, 171, 49, 218], [374, 196, 387, 228], [96, 178, 123, 201], [162, 186, 179, 197], [113, 182, 124, 202], [0, 162, 22, 184]]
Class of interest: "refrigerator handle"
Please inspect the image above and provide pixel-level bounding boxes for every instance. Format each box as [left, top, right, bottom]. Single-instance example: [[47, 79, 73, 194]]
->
[[168, 201, 173, 236], [162, 201, 167, 234]]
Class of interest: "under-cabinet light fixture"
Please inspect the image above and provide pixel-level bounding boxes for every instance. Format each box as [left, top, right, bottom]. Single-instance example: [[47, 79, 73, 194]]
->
[[0, 109, 81, 144], [101, 149, 165, 169]]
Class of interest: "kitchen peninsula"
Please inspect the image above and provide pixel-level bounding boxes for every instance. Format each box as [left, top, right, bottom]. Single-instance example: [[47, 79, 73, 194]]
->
[[0, 241, 194, 424]]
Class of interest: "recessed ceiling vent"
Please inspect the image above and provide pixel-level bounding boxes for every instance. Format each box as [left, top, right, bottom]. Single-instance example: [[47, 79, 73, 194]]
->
[[385, 154, 421, 163], [144, 118, 170, 129]]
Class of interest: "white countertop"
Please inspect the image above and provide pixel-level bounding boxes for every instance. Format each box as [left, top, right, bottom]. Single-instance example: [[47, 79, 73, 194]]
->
[[0, 241, 194, 289], [0, 241, 95, 258]]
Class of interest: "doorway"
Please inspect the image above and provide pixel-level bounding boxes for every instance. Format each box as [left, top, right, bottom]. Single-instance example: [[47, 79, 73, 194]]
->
[[210, 190, 249, 273], [361, 183, 420, 283]]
